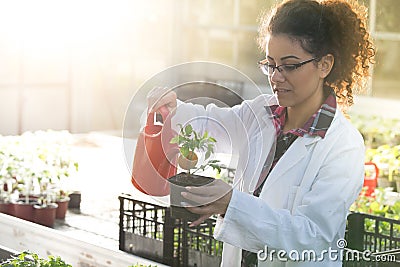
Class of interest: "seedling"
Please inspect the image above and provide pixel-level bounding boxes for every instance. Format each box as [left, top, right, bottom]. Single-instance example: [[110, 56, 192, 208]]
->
[[170, 123, 224, 175]]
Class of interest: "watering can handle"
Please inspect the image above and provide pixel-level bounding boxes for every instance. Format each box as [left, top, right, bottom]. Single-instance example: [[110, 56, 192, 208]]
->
[[146, 105, 170, 126], [365, 161, 379, 179]]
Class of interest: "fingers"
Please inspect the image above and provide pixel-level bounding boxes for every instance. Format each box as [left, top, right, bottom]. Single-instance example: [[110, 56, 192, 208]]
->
[[186, 179, 228, 193], [180, 181, 233, 216], [188, 213, 213, 227], [183, 180, 232, 203], [186, 204, 213, 215], [181, 191, 214, 206], [181, 186, 227, 206]]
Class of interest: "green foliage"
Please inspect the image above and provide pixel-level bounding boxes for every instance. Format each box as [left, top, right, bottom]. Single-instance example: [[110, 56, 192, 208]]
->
[[0, 251, 72, 267], [351, 188, 400, 245], [365, 145, 400, 180], [170, 123, 225, 175], [170, 124, 216, 160], [0, 130, 79, 202], [351, 187, 400, 220], [350, 114, 400, 149], [1, 252, 157, 267]]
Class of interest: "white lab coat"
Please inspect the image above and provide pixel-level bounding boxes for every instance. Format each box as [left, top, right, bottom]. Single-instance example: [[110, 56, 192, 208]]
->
[[172, 94, 364, 267]]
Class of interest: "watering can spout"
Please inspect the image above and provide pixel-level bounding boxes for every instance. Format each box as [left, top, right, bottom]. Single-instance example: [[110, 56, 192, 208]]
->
[[131, 106, 178, 196]]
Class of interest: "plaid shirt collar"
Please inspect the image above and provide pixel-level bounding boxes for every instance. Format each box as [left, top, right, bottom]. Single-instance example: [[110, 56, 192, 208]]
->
[[268, 91, 337, 138]]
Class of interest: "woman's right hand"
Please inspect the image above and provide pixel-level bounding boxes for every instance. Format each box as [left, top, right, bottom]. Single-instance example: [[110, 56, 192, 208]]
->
[[147, 87, 177, 114]]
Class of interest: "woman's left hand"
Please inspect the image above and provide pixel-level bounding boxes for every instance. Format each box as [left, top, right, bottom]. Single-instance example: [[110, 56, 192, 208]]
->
[[181, 179, 233, 227]]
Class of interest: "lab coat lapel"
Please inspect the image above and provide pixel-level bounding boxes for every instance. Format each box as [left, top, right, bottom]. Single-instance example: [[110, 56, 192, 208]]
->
[[263, 134, 322, 191], [245, 111, 277, 192], [246, 115, 276, 193]]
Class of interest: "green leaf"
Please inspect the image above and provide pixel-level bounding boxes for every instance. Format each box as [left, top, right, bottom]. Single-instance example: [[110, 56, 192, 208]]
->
[[180, 146, 189, 158], [184, 124, 193, 136], [170, 136, 179, 144], [199, 139, 206, 148], [179, 136, 190, 145], [187, 140, 194, 151], [210, 164, 222, 173], [193, 139, 200, 150], [73, 162, 79, 171], [170, 122, 226, 176]]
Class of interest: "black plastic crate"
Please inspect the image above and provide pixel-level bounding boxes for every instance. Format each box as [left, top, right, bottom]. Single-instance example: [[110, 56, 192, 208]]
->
[[346, 212, 400, 252], [119, 193, 222, 267], [0, 245, 17, 261], [344, 212, 400, 266]]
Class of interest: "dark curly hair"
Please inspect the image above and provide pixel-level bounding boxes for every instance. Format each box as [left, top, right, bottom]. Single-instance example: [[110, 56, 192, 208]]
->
[[257, 0, 375, 109]]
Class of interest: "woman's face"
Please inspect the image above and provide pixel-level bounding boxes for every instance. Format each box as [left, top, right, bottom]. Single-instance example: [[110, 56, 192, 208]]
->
[[264, 34, 325, 109]]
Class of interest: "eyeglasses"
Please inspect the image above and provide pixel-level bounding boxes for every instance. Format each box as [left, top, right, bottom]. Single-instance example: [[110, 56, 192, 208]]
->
[[258, 57, 318, 76]]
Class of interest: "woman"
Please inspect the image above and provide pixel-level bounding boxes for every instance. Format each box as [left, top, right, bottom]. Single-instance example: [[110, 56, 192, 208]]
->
[[148, 0, 375, 266]]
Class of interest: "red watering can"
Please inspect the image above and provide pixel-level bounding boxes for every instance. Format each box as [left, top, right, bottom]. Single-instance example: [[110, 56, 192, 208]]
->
[[363, 161, 379, 196], [131, 106, 178, 196]]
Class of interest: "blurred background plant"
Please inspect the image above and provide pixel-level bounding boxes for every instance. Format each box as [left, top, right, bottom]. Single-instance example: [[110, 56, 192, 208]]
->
[[0, 130, 78, 204], [351, 187, 400, 220], [350, 114, 400, 149], [350, 187, 400, 240], [0, 251, 72, 267], [351, 113, 400, 191], [365, 145, 400, 181]]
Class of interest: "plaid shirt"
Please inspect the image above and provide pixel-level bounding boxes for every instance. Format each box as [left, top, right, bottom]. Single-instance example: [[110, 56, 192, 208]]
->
[[270, 91, 337, 138], [254, 91, 337, 194], [241, 91, 337, 267]]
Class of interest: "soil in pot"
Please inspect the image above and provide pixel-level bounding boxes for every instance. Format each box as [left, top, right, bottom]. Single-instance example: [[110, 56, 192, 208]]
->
[[169, 172, 214, 220], [33, 203, 58, 227]]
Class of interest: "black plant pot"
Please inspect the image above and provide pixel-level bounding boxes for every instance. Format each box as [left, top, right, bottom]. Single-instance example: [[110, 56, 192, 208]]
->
[[68, 191, 81, 209], [169, 172, 214, 221]]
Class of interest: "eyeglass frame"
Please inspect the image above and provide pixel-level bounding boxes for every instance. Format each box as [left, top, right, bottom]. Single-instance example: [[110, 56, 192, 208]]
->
[[258, 57, 319, 76]]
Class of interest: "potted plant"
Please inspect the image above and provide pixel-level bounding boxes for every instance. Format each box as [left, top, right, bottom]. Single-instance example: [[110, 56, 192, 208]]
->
[[168, 124, 225, 220], [53, 189, 70, 219], [0, 179, 14, 215], [30, 172, 57, 227], [0, 130, 79, 222], [0, 137, 30, 218], [11, 155, 52, 222], [0, 251, 72, 267], [33, 197, 58, 227], [30, 130, 78, 219], [12, 176, 38, 222]]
